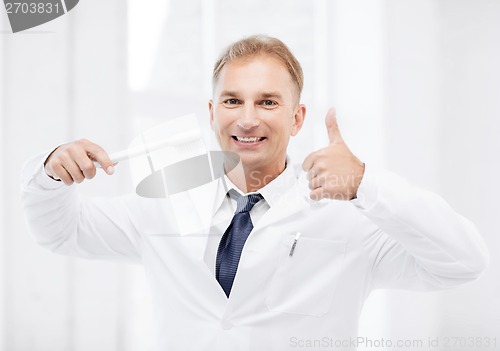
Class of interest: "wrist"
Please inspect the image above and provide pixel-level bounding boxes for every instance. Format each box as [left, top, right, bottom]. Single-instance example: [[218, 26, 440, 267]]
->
[[350, 162, 365, 200], [43, 145, 62, 181]]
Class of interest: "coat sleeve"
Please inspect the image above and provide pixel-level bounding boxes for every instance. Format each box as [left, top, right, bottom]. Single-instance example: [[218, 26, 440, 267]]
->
[[20, 152, 143, 263], [352, 165, 489, 290]]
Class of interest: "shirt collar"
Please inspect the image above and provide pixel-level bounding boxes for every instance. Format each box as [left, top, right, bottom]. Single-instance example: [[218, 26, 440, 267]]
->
[[211, 157, 298, 217]]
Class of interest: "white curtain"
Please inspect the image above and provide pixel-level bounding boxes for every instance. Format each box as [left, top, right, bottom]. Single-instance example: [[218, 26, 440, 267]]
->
[[1, 0, 499, 350]]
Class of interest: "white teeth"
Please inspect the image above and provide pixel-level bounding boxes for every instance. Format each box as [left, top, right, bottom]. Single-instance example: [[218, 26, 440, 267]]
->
[[236, 136, 263, 143]]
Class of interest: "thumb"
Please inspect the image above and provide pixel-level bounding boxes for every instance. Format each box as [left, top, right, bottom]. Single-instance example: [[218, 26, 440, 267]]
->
[[325, 107, 343, 144]]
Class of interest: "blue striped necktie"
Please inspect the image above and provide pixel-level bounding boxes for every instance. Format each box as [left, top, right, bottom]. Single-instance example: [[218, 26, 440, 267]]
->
[[216, 193, 264, 297]]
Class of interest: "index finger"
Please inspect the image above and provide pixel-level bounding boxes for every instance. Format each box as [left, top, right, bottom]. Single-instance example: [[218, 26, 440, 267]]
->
[[86, 143, 114, 175], [302, 151, 316, 172]]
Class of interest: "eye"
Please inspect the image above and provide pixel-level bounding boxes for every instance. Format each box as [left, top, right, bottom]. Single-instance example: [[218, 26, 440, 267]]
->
[[261, 100, 277, 107], [223, 98, 239, 105]]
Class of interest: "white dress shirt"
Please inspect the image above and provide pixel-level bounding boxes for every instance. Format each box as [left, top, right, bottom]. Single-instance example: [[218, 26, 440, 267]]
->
[[205, 163, 295, 275]]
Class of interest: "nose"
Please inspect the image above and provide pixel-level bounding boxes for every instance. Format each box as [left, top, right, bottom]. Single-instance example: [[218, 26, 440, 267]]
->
[[237, 104, 260, 130]]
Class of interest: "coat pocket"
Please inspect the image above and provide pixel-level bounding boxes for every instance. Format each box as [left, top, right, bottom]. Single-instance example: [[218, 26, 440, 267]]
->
[[265, 233, 347, 316]]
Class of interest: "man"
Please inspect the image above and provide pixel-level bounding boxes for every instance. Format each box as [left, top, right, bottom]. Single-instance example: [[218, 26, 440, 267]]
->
[[22, 35, 488, 350]]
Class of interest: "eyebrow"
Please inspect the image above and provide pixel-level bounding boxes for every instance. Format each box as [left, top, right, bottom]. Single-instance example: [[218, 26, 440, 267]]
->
[[219, 91, 284, 100], [261, 92, 283, 100], [219, 90, 239, 98]]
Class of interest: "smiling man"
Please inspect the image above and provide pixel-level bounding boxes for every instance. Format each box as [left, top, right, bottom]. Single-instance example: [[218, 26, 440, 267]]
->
[[21, 35, 488, 350], [209, 51, 306, 193]]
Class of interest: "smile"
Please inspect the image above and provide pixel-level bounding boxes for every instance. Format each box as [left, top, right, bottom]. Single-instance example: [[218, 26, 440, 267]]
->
[[232, 136, 266, 143]]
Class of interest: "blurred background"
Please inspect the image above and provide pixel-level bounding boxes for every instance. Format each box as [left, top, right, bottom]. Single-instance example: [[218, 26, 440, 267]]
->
[[1, 0, 499, 350]]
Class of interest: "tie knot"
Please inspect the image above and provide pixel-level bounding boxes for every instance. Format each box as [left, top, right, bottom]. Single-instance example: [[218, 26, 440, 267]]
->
[[235, 193, 263, 214]]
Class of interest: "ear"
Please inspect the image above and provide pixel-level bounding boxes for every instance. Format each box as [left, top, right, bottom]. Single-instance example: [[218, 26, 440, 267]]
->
[[208, 100, 215, 130], [290, 104, 306, 136]]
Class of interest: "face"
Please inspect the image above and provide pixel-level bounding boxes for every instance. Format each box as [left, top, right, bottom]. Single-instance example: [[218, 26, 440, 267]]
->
[[209, 55, 306, 178]]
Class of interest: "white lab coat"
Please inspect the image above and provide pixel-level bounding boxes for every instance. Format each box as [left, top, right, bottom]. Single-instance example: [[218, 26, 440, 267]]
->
[[21, 153, 489, 351]]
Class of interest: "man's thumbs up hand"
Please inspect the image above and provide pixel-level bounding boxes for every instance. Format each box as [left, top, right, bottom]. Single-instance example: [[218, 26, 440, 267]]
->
[[302, 108, 365, 201], [325, 107, 344, 144]]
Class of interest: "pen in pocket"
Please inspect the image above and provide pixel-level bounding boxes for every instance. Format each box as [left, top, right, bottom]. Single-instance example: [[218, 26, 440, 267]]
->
[[289, 232, 302, 257]]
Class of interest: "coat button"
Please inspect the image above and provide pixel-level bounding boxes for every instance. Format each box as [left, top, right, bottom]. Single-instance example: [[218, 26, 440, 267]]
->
[[220, 320, 233, 330]]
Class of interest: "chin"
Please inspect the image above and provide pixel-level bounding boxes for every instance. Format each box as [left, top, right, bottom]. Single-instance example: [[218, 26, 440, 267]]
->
[[239, 155, 268, 171]]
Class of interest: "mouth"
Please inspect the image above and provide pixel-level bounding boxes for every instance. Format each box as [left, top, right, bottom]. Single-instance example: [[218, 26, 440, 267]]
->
[[231, 136, 267, 143]]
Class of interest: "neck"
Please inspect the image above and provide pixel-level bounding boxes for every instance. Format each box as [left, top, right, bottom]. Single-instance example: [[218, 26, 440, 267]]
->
[[226, 160, 286, 193]]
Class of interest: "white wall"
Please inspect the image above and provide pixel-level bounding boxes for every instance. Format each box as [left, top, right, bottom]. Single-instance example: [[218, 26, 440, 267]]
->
[[1, 0, 499, 350], [437, 0, 500, 341], [0, 4, 6, 350], [1, 1, 152, 350]]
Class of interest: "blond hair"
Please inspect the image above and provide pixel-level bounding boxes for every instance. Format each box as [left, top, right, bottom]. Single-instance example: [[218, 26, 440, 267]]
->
[[212, 35, 304, 101]]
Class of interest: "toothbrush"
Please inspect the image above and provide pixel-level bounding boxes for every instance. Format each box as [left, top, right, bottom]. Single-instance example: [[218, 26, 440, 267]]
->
[[93, 129, 203, 168]]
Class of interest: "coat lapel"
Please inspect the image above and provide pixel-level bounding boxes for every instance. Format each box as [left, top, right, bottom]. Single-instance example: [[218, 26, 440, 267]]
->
[[253, 171, 311, 231], [168, 179, 219, 260]]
